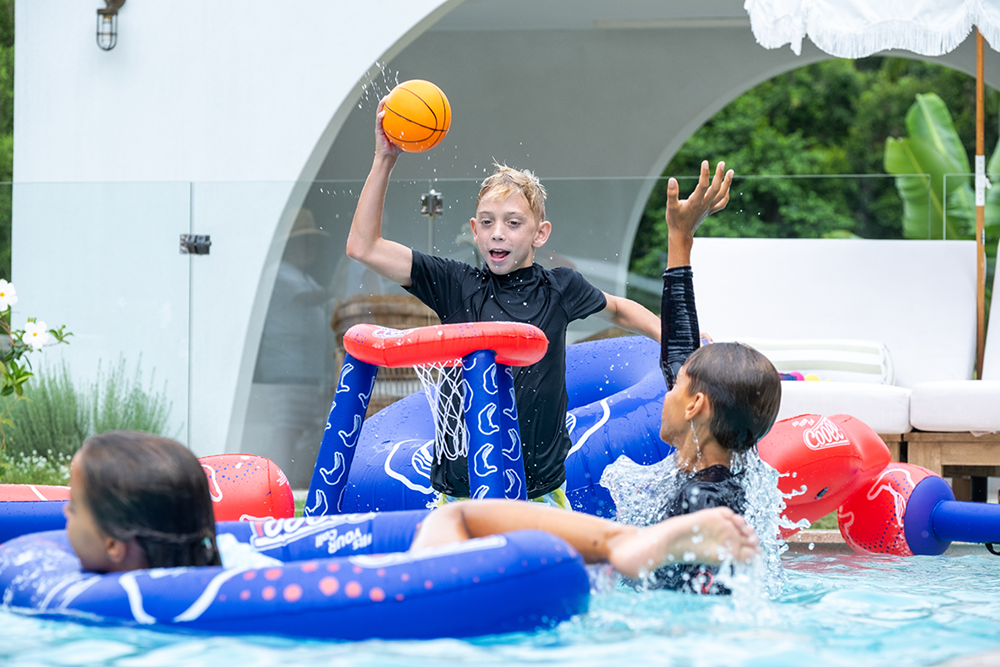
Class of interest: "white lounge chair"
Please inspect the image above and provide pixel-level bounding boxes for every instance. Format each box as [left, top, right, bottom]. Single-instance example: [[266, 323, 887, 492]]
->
[[906, 241, 1000, 500], [692, 237, 978, 461]]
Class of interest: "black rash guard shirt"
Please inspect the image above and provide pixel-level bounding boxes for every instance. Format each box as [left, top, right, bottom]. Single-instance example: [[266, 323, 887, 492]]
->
[[648, 464, 747, 594], [651, 265, 745, 594], [406, 250, 607, 498]]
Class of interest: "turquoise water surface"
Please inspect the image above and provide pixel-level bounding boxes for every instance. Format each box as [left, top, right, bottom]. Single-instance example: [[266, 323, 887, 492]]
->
[[4, 546, 999, 667]]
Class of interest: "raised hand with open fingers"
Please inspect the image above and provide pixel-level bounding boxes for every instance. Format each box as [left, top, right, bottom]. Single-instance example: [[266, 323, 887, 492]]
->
[[666, 160, 734, 237]]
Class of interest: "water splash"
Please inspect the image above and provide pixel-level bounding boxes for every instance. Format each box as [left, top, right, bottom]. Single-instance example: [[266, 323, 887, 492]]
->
[[737, 448, 789, 599], [356, 60, 402, 109], [601, 454, 683, 526], [600, 448, 790, 599]]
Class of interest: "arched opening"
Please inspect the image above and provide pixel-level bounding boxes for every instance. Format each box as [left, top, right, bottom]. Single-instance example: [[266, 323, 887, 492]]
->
[[235, 9, 1000, 487]]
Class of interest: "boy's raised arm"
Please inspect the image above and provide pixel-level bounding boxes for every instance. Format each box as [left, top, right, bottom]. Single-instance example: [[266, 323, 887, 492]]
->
[[345, 100, 415, 288], [596, 294, 661, 342]]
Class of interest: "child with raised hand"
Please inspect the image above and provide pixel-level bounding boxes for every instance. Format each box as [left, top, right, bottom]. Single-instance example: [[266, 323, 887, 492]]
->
[[64, 431, 221, 573], [347, 100, 733, 508], [602, 168, 783, 592]]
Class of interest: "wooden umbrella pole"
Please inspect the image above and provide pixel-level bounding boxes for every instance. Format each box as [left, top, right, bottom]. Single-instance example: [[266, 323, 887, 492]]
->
[[976, 29, 986, 380]]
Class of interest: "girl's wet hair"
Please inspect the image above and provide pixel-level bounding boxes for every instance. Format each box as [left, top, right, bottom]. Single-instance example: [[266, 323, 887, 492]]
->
[[78, 431, 221, 568], [477, 162, 547, 222], [683, 343, 781, 454]]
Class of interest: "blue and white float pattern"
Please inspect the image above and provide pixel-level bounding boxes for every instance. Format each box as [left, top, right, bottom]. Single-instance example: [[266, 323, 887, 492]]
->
[[463, 350, 507, 499], [335, 336, 674, 516], [0, 513, 590, 640], [310, 342, 532, 513], [305, 354, 378, 517]]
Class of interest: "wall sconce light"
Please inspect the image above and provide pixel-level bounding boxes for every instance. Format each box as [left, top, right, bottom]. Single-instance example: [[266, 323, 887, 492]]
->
[[96, 0, 126, 51]]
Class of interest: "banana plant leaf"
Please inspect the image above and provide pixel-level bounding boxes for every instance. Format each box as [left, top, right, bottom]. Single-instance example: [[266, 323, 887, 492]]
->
[[885, 135, 968, 238], [885, 92, 998, 332], [986, 137, 1000, 244], [884, 93, 977, 240]]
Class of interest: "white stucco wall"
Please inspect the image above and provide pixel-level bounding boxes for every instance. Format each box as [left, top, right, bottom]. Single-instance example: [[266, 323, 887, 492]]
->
[[13, 0, 460, 455]]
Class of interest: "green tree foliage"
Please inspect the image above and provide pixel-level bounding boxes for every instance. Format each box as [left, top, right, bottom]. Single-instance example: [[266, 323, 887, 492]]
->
[[884, 92, 999, 322], [630, 57, 1000, 279]]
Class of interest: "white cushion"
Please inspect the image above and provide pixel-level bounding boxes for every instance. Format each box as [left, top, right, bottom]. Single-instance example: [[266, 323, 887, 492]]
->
[[777, 382, 912, 433], [909, 381, 1000, 433], [983, 240, 1000, 381], [692, 238, 977, 388], [731, 337, 894, 384]]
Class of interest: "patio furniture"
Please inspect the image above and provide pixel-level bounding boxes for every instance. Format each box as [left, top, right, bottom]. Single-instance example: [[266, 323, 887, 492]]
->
[[691, 238, 978, 462], [906, 241, 1000, 500]]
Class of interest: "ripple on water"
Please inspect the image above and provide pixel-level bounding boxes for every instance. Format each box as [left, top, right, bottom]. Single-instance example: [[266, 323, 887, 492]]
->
[[4, 519, 1000, 666]]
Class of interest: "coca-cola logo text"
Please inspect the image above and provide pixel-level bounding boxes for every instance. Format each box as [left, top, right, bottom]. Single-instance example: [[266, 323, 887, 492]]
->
[[802, 417, 851, 450]]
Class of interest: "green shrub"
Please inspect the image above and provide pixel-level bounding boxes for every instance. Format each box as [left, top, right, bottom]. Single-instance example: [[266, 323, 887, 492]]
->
[[0, 355, 178, 483], [2, 360, 87, 462], [810, 512, 839, 530], [1, 450, 71, 485], [89, 355, 175, 437]]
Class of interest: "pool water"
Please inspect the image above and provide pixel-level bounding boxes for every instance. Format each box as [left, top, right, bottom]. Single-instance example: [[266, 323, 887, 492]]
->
[[4, 546, 999, 667]]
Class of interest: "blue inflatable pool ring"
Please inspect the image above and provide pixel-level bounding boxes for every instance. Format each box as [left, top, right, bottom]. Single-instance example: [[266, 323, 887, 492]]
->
[[0, 510, 590, 640], [312, 334, 672, 518], [0, 499, 67, 544]]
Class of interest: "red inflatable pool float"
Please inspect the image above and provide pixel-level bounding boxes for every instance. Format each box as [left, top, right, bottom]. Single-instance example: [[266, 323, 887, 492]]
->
[[758, 413, 891, 536], [200, 453, 295, 521], [1, 455, 294, 544], [0, 484, 70, 501]]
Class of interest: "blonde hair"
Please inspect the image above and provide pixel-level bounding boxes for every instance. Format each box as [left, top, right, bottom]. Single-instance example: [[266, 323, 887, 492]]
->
[[477, 163, 547, 223]]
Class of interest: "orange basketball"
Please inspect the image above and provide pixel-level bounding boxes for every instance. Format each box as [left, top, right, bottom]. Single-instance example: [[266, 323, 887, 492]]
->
[[382, 79, 452, 152]]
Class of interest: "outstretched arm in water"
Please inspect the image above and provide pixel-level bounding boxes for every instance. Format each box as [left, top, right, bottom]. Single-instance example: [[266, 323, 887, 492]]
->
[[410, 499, 758, 578]]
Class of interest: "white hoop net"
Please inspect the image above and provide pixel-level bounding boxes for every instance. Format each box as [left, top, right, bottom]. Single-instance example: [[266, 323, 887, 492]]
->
[[413, 360, 470, 464]]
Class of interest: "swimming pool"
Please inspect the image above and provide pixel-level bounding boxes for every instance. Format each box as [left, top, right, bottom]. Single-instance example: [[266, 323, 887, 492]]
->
[[3, 544, 998, 667]]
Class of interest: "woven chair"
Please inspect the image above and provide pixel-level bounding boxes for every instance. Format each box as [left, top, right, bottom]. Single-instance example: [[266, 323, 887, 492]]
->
[[331, 293, 440, 417]]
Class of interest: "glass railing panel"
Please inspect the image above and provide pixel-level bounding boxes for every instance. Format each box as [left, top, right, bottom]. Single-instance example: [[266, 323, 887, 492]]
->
[[9, 181, 191, 459], [943, 172, 997, 334], [235, 173, 935, 486], [3, 174, 946, 489], [190, 180, 331, 482]]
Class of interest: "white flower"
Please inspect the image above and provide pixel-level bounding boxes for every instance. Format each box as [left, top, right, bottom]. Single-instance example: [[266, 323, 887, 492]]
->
[[0, 279, 17, 310], [23, 320, 50, 350]]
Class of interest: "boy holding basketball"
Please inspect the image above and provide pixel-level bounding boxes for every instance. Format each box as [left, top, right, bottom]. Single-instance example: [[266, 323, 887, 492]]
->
[[347, 99, 732, 508]]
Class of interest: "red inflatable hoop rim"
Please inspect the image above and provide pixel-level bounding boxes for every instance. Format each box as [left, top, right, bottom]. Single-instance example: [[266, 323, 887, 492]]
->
[[343, 322, 549, 368]]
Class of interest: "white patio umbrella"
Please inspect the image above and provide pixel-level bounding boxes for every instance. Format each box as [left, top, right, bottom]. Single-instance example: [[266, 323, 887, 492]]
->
[[745, 0, 1000, 378]]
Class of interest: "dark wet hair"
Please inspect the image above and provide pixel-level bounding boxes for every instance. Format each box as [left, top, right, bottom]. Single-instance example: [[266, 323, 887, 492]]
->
[[683, 343, 781, 454], [78, 431, 221, 568]]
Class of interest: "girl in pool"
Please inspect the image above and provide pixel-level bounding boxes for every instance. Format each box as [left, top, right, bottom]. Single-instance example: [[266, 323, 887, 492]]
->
[[644, 163, 782, 591], [64, 431, 221, 573]]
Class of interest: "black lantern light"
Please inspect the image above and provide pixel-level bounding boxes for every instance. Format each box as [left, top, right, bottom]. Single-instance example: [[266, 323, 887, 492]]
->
[[96, 0, 126, 51]]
